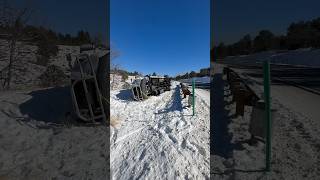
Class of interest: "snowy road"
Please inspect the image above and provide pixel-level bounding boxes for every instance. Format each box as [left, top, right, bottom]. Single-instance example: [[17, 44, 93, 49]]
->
[[223, 63, 320, 124], [271, 85, 320, 125], [110, 82, 210, 179]]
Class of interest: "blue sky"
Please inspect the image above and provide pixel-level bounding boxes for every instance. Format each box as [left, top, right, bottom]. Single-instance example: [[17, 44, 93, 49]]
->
[[111, 0, 210, 76], [14, 0, 107, 42], [214, 0, 320, 45]]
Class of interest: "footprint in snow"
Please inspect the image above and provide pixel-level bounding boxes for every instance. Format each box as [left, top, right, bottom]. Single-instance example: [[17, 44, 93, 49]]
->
[[168, 134, 178, 144], [139, 149, 147, 161]]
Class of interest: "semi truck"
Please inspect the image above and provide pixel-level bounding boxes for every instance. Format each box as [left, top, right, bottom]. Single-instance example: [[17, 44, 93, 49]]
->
[[131, 75, 171, 101]]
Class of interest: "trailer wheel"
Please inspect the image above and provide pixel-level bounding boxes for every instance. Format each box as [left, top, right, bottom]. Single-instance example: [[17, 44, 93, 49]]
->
[[140, 78, 149, 97]]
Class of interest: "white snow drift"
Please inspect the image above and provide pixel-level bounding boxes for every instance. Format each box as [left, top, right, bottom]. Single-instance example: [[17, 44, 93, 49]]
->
[[110, 81, 210, 180]]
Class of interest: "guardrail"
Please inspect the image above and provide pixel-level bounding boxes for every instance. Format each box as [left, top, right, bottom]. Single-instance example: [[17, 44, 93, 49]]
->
[[223, 67, 260, 116], [223, 64, 273, 171]]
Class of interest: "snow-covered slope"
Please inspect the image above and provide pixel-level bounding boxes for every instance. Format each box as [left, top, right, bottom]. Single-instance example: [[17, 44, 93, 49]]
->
[[110, 81, 210, 179], [0, 39, 81, 89], [0, 39, 107, 90]]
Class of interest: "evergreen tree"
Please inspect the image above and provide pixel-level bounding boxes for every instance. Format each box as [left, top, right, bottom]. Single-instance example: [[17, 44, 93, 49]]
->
[[253, 30, 275, 52]]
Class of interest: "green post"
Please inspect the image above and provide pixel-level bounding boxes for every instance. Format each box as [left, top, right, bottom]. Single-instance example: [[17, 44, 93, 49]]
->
[[192, 78, 195, 116], [263, 60, 271, 171]]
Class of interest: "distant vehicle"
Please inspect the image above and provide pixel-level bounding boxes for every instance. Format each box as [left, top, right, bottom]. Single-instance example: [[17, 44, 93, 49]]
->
[[132, 75, 171, 101]]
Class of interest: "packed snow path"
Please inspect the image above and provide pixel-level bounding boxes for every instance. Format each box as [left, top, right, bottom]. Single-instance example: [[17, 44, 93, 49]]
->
[[110, 82, 210, 180]]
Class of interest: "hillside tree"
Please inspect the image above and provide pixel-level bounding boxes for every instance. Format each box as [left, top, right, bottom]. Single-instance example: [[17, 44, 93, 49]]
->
[[0, 0, 35, 89]]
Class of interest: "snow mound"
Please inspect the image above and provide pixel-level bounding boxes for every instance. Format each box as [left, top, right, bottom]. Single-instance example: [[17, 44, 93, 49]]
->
[[222, 48, 320, 67], [110, 81, 210, 179]]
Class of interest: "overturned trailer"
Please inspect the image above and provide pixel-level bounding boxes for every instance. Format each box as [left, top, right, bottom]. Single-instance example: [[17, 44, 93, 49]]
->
[[132, 76, 171, 101], [69, 44, 109, 124]]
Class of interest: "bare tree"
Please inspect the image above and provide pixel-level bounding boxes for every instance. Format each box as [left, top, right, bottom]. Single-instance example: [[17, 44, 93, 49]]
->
[[0, 0, 34, 89], [110, 43, 121, 67], [110, 43, 121, 90]]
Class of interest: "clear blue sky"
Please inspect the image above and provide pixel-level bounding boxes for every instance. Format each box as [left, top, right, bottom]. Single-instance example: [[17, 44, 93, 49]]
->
[[14, 0, 107, 42], [214, 0, 320, 45], [111, 0, 210, 76]]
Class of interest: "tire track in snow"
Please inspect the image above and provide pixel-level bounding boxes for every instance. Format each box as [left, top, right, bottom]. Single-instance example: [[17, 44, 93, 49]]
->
[[113, 127, 144, 144]]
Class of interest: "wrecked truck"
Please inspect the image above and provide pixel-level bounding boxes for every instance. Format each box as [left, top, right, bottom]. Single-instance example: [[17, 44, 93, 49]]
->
[[68, 44, 109, 124], [132, 75, 171, 101]]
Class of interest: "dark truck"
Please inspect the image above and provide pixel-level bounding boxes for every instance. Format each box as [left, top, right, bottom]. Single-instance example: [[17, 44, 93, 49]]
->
[[132, 75, 171, 101]]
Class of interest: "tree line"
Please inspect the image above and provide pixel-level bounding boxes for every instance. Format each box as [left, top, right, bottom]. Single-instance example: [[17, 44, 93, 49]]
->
[[213, 17, 320, 59], [0, 0, 105, 89], [175, 68, 210, 80], [0, 25, 103, 46]]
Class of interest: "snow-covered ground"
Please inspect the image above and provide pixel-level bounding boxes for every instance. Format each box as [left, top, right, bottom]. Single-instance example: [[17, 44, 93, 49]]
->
[[0, 87, 108, 179], [0, 39, 81, 89], [0, 39, 108, 90], [110, 81, 210, 179], [221, 48, 320, 67], [180, 76, 210, 84], [180, 76, 211, 90], [211, 63, 320, 179]]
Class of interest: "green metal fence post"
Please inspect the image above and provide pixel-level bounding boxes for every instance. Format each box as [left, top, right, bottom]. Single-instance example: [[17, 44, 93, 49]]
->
[[263, 60, 271, 172], [192, 78, 195, 116]]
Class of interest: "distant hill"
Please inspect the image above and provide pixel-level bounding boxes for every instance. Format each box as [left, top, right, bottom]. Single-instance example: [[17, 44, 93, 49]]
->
[[174, 68, 210, 80], [214, 17, 320, 60], [0, 25, 105, 47]]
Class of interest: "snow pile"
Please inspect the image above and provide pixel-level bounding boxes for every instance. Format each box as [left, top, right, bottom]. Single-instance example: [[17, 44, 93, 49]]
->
[[180, 76, 211, 89], [110, 73, 125, 90], [180, 76, 210, 84], [110, 81, 210, 179], [125, 75, 136, 84]]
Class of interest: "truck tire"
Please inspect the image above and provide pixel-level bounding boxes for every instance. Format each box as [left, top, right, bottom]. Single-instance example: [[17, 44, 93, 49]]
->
[[140, 78, 148, 95]]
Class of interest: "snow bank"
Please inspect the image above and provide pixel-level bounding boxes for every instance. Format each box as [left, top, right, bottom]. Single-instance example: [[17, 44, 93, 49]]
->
[[180, 76, 210, 84], [222, 48, 320, 67], [110, 81, 210, 179]]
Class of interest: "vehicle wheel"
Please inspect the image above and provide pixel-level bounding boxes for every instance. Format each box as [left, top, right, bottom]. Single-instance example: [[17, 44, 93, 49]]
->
[[140, 78, 148, 95]]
